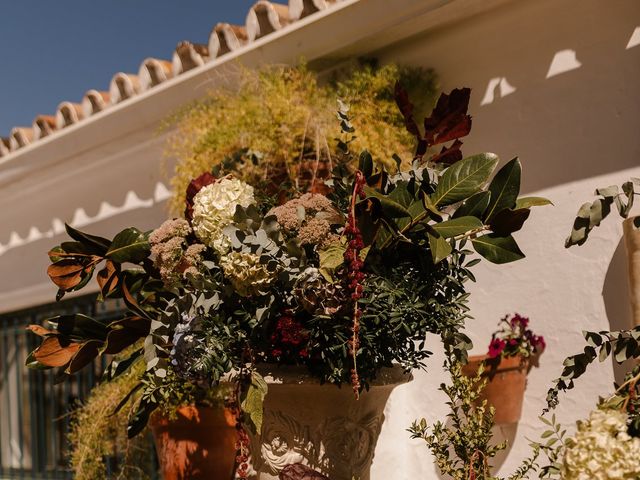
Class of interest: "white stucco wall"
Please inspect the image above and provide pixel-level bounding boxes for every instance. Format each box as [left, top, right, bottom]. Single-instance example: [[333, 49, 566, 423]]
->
[[372, 0, 640, 477]]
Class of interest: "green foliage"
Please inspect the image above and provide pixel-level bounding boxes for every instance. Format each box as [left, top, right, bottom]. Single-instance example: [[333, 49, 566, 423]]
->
[[545, 326, 640, 411], [166, 62, 437, 212], [566, 178, 640, 247], [409, 361, 506, 480]]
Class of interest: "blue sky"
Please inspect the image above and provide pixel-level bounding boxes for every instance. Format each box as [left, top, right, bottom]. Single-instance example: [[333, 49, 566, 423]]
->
[[0, 1, 256, 136]]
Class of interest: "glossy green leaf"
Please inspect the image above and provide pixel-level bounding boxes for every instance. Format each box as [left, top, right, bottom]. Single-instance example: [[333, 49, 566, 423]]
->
[[431, 153, 498, 206], [453, 191, 490, 219], [485, 157, 521, 220], [106, 228, 150, 264], [515, 197, 553, 209], [471, 234, 525, 264], [432, 216, 484, 239], [65, 224, 111, 255], [428, 232, 452, 264], [363, 186, 411, 218], [358, 150, 374, 178]]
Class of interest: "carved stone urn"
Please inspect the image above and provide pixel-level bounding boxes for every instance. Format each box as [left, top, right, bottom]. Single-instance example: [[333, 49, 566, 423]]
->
[[250, 365, 411, 480]]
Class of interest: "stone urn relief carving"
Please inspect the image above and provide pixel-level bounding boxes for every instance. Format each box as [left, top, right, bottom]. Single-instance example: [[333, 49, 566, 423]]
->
[[250, 365, 411, 480]]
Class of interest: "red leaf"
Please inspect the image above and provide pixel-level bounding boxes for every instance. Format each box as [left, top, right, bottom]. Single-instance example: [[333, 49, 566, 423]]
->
[[430, 139, 464, 165], [279, 464, 329, 480], [185, 172, 216, 220], [34, 336, 81, 367], [424, 88, 472, 147], [394, 82, 421, 140]]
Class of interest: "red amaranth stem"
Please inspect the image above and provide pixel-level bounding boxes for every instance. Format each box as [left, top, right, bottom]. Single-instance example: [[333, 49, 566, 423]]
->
[[344, 171, 366, 399]]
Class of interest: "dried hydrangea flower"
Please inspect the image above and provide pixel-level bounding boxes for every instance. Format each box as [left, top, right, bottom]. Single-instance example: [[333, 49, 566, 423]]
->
[[268, 193, 340, 248], [191, 177, 255, 254], [561, 408, 640, 479], [150, 218, 205, 285], [219, 251, 276, 297]]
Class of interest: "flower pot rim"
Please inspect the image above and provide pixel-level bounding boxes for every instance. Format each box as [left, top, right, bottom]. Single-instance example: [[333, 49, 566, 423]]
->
[[255, 363, 412, 386], [465, 354, 529, 371]]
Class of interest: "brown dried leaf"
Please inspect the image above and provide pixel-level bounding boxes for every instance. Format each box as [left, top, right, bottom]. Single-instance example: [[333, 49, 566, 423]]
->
[[27, 324, 55, 337], [97, 260, 119, 295], [66, 340, 102, 374], [33, 336, 81, 367]]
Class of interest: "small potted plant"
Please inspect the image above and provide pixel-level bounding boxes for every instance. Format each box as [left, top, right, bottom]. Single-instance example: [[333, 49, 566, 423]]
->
[[463, 313, 545, 424]]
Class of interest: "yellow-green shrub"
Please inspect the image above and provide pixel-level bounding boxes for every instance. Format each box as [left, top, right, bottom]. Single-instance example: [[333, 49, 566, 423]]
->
[[165, 62, 437, 214]]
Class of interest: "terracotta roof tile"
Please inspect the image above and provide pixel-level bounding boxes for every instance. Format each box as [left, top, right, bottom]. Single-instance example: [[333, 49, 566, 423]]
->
[[109, 73, 141, 104], [172, 41, 209, 75], [0, 138, 10, 157], [1, 0, 345, 154], [10, 127, 34, 150], [289, 0, 335, 21], [81, 90, 110, 117], [55, 102, 84, 129], [33, 115, 57, 140], [246, 1, 291, 41], [209, 23, 248, 57], [139, 58, 173, 91]]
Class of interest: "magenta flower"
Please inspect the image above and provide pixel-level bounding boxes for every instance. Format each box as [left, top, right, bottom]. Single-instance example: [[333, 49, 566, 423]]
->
[[488, 338, 506, 358]]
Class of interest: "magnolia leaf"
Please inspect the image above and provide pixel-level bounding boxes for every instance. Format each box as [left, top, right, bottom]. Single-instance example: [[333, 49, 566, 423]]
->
[[33, 336, 81, 367], [489, 208, 531, 236], [515, 197, 553, 209], [358, 150, 374, 178], [66, 340, 102, 374], [106, 228, 150, 264], [471, 234, 525, 264], [431, 153, 499, 206], [97, 260, 120, 298], [241, 372, 268, 435], [47, 257, 98, 291], [52, 314, 108, 341], [428, 232, 452, 264], [64, 224, 111, 255], [432, 216, 484, 239], [453, 191, 491, 219], [485, 157, 521, 220], [363, 186, 411, 218]]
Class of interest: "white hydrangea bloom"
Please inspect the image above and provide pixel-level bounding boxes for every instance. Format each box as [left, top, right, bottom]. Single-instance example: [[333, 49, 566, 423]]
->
[[191, 178, 255, 254], [219, 251, 276, 297], [562, 408, 640, 480]]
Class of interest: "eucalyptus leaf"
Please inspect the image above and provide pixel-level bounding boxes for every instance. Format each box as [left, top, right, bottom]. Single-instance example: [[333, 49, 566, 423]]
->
[[431, 153, 498, 206]]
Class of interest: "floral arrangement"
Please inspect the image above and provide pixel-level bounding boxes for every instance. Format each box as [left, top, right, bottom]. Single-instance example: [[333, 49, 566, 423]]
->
[[487, 313, 545, 360], [27, 83, 547, 476]]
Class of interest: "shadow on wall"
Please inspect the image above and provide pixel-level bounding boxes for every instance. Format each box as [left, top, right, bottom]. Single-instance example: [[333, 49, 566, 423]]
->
[[603, 238, 635, 384], [382, 0, 640, 193]]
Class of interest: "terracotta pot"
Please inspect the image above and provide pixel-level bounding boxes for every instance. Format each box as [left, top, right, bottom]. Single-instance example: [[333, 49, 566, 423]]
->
[[250, 365, 411, 480], [462, 355, 528, 424], [150, 405, 237, 480], [623, 216, 640, 326]]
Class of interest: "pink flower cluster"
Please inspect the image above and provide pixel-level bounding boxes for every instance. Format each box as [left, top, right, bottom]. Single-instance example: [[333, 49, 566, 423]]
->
[[487, 313, 545, 359]]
